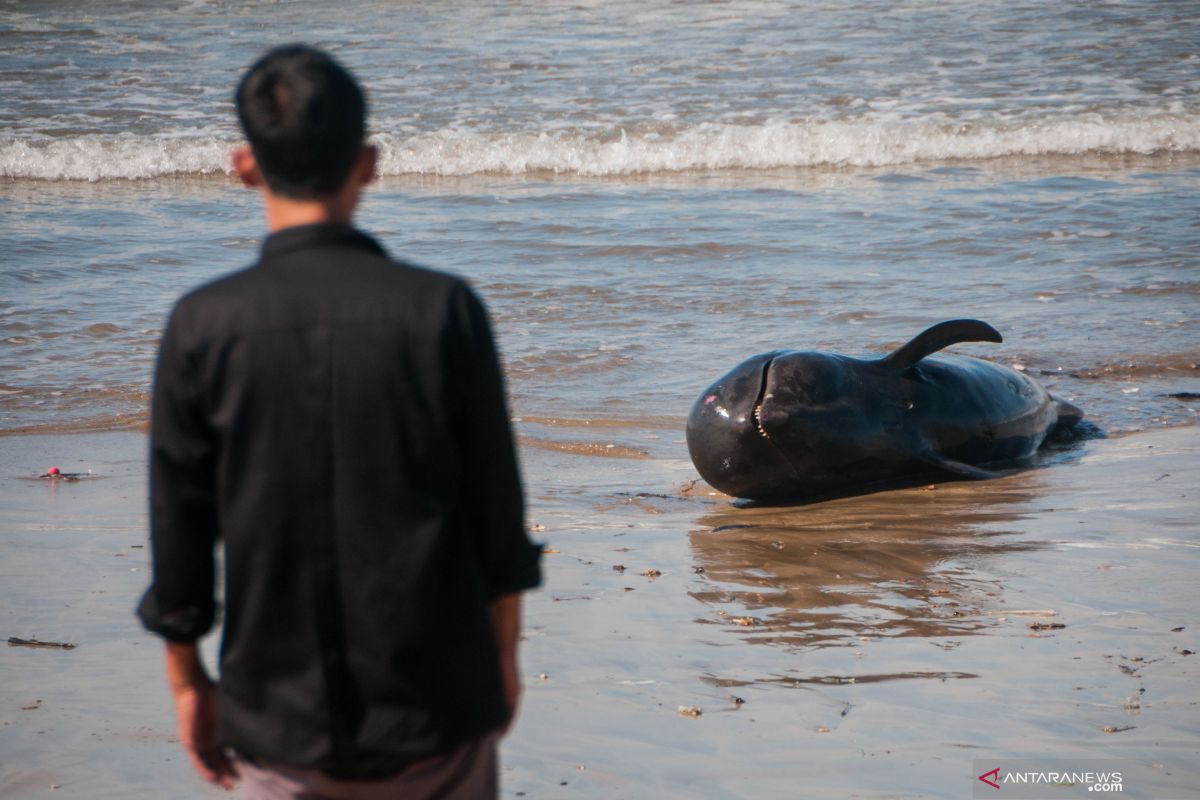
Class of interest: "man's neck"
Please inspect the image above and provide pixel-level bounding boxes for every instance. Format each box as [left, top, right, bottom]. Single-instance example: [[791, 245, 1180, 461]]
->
[[262, 193, 355, 233], [233, 144, 375, 233]]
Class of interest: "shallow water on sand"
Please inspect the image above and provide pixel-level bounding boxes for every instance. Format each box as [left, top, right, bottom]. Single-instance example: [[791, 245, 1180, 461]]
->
[[3, 157, 1199, 441]]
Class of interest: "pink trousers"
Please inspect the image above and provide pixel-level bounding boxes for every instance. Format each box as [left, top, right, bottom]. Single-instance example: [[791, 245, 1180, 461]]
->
[[236, 735, 497, 800]]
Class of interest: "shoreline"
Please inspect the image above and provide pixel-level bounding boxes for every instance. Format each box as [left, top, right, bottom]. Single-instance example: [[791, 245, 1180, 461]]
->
[[2, 411, 1197, 440]]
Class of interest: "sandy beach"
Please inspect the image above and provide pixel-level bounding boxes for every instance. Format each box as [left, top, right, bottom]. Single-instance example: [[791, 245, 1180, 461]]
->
[[1, 425, 1196, 798]]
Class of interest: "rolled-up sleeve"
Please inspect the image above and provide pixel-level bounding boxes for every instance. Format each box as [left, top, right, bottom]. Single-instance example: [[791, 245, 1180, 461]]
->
[[137, 305, 219, 642], [450, 284, 542, 598]]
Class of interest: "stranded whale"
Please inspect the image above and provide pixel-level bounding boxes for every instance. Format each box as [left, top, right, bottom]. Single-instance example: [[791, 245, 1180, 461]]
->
[[686, 319, 1082, 501]]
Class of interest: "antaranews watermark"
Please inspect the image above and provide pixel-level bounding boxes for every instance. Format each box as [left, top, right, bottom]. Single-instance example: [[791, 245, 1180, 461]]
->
[[971, 759, 1178, 799]]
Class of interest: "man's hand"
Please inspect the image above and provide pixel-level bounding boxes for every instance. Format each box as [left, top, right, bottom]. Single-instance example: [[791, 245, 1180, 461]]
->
[[490, 593, 523, 735], [165, 642, 238, 790]]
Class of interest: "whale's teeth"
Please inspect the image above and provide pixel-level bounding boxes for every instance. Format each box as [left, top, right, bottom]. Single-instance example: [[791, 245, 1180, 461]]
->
[[753, 403, 771, 439]]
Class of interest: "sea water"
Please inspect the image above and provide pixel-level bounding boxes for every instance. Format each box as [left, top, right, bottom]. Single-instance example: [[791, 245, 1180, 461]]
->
[[2, 0, 1198, 442]]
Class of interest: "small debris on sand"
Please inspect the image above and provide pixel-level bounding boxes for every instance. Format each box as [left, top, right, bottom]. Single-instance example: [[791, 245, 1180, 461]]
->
[[1102, 725, 1136, 734], [38, 467, 93, 481], [1028, 622, 1066, 631], [612, 564, 626, 572], [816, 725, 831, 733], [642, 568, 662, 578], [677, 705, 702, 718], [8, 637, 76, 650], [543, 548, 561, 554]]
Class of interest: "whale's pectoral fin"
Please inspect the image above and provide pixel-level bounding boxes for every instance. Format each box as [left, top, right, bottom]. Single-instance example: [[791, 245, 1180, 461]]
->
[[1051, 395, 1084, 430], [880, 319, 1003, 371], [920, 450, 1009, 480]]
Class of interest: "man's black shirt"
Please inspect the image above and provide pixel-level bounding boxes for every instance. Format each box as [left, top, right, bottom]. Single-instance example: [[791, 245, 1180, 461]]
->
[[138, 223, 541, 778]]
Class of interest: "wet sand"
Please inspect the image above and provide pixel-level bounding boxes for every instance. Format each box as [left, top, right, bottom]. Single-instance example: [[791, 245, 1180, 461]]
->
[[1, 427, 1197, 798]]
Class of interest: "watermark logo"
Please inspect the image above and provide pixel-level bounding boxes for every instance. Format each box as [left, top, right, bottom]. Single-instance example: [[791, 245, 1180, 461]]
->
[[971, 760, 1148, 798]]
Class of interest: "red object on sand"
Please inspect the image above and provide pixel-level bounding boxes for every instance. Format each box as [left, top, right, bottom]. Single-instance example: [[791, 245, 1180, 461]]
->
[[47, 466, 60, 476]]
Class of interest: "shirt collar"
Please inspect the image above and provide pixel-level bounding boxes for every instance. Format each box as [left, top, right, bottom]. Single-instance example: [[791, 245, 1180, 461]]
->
[[260, 223, 386, 262]]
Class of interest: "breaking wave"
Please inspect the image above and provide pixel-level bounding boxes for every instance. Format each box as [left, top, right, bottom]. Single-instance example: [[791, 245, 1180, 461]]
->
[[4, 114, 1199, 181]]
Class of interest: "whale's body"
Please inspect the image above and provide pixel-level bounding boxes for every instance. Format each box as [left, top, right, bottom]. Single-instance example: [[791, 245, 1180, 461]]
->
[[686, 320, 1082, 501]]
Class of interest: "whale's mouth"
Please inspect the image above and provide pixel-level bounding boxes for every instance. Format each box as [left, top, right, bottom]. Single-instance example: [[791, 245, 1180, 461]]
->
[[751, 357, 774, 440]]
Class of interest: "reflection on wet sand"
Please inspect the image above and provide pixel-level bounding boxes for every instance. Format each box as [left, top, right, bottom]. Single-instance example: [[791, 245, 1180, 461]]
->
[[689, 475, 1052, 651], [518, 436, 651, 459]]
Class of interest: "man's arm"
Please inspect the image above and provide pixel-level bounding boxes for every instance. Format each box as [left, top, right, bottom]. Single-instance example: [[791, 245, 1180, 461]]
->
[[139, 307, 219, 642], [139, 308, 229, 787], [451, 284, 542, 735], [164, 642, 237, 790], [451, 285, 543, 597], [490, 592, 523, 735]]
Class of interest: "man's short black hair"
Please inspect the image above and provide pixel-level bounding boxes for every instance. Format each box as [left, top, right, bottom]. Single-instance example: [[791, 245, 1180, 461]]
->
[[235, 44, 367, 199]]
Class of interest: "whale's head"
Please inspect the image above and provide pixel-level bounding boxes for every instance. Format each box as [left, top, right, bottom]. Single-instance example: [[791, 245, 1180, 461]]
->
[[686, 351, 871, 499], [686, 351, 792, 498]]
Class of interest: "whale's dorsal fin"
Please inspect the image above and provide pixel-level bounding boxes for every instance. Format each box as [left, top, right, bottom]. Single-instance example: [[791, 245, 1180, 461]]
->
[[880, 319, 1002, 371]]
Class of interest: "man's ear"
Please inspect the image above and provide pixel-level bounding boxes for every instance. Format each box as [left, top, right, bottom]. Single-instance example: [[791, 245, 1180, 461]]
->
[[357, 144, 378, 187], [231, 145, 264, 188]]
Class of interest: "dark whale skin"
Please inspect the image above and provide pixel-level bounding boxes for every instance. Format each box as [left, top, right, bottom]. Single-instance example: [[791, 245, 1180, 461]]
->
[[686, 320, 1082, 501]]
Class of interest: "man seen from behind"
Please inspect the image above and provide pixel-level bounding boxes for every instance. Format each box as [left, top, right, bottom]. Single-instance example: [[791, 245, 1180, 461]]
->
[[137, 44, 542, 799]]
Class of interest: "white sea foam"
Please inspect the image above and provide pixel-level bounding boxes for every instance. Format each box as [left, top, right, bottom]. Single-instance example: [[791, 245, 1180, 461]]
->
[[3, 114, 1198, 181], [0, 136, 233, 181], [374, 115, 1200, 176]]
